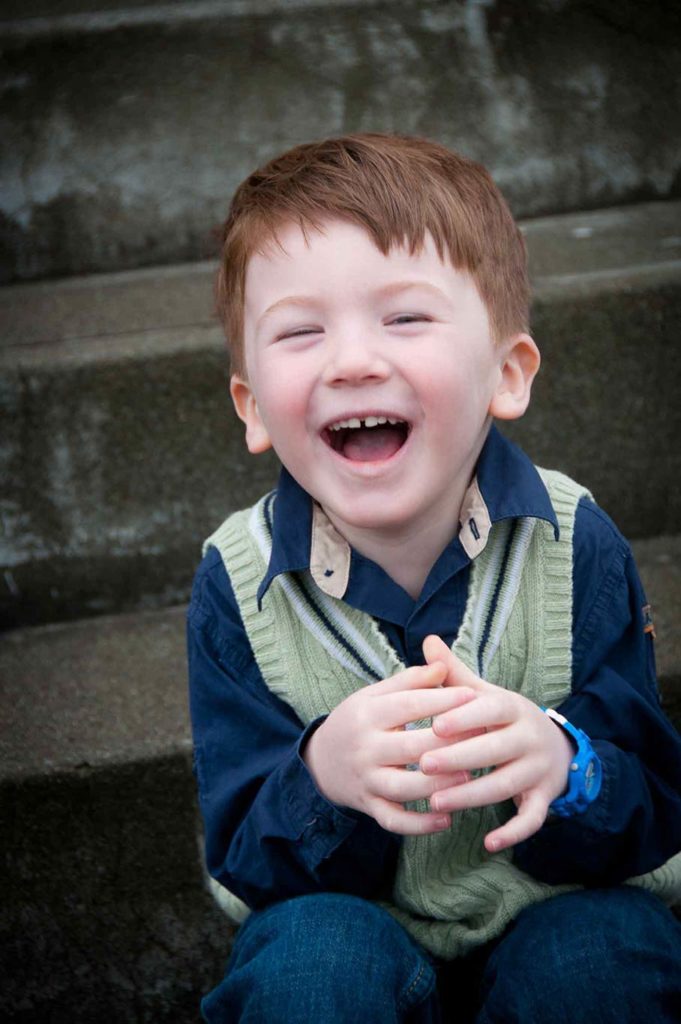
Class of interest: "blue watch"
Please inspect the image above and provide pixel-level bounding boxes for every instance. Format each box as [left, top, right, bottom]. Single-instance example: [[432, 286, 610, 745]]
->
[[542, 707, 603, 817]]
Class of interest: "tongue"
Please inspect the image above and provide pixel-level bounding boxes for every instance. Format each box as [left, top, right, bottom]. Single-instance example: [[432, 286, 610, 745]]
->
[[342, 426, 404, 462]]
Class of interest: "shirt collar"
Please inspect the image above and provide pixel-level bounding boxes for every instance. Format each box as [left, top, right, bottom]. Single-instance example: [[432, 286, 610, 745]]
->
[[466, 424, 559, 553], [257, 424, 559, 603], [256, 467, 312, 604]]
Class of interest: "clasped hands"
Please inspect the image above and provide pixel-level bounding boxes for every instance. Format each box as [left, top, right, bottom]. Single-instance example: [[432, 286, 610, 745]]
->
[[304, 635, 575, 853]]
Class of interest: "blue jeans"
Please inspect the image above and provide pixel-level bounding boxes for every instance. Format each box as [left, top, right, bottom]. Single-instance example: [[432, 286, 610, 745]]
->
[[202, 887, 681, 1023]]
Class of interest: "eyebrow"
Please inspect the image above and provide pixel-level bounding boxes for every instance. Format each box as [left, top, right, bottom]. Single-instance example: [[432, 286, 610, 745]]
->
[[256, 295, 321, 328], [256, 281, 450, 327], [375, 281, 450, 302]]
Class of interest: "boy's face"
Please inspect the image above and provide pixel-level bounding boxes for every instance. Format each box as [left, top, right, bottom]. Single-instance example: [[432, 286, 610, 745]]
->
[[233, 219, 530, 544]]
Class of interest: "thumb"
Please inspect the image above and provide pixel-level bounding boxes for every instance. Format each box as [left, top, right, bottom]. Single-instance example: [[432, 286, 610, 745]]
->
[[422, 635, 487, 691]]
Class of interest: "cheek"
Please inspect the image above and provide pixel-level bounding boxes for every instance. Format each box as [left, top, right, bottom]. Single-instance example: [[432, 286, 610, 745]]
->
[[418, 365, 490, 436], [255, 366, 309, 433], [414, 363, 467, 409]]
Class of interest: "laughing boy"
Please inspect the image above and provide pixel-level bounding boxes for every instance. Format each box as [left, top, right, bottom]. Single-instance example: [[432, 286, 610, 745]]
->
[[188, 134, 681, 1022]]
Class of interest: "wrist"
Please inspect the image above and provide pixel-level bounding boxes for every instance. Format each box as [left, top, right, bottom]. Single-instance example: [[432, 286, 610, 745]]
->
[[301, 717, 349, 810], [542, 708, 603, 817], [302, 718, 330, 792], [550, 720, 577, 798]]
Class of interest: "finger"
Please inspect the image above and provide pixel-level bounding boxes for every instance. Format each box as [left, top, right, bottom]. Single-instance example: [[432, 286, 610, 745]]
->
[[422, 636, 488, 692], [432, 691, 518, 738], [377, 683, 477, 731], [369, 796, 452, 836], [372, 766, 471, 804], [484, 790, 549, 853], [428, 759, 538, 813], [370, 661, 448, 696], [421, 723, 526, 776], [378, 716, 478, 765]]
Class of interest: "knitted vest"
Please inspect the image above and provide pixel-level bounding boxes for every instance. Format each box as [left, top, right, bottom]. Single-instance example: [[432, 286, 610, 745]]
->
[[205, 469, 681, 959]]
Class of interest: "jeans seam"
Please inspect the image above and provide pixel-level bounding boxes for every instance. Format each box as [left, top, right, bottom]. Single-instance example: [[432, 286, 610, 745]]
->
[[398, 958, 434, 1013]]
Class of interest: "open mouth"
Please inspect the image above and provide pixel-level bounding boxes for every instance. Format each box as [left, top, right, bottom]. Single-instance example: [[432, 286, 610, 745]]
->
[[323, 415, 410, 462]]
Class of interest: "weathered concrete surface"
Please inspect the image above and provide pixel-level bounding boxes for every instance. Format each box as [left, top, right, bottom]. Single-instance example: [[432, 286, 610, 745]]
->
[[0, 319, 278, 627], [2, 200, 680, 628], [0, 757, 233, 1023], [0, 603, 231, 1021], [524, 202, 681, 281], [505, 268, 681, 537], [1, 0, 399, 24], [0, 259, 217, 348], [2, 0, 680, 282], [0, 605, 189, 779]]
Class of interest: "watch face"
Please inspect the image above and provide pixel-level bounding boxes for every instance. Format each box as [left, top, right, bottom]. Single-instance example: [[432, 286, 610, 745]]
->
[[584, 756, 599, 796]]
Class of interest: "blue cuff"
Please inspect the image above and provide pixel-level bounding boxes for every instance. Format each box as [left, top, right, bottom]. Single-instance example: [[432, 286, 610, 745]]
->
[[286, 717, 362, 869]]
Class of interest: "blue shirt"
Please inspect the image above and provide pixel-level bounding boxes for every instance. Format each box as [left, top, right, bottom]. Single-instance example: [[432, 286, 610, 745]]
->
[[187, 427, 681, 910]]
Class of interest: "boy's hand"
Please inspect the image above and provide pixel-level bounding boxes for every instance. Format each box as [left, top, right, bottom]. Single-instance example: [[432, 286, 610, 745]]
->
[[419, 636, 575, 854], [303, 661, 477, 835]]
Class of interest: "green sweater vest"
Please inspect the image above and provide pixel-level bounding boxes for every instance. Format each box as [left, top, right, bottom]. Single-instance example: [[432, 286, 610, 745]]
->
[[205, 468, 681, 959]]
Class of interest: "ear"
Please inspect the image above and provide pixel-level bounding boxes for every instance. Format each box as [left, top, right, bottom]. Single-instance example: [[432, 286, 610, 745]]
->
[[489, 333, 541, 421], [230, 375, 272, 454]]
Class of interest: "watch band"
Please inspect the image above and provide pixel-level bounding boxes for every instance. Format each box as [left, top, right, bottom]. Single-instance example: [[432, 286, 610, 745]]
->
[[542, 707, 603, 817]]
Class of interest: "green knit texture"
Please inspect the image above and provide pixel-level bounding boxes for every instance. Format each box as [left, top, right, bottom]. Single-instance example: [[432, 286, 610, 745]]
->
[[205, 470, 681, 958]]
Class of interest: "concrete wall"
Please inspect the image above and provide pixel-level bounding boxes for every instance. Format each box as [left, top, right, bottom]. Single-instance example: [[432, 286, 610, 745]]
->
[[2, 0, 680, 282]]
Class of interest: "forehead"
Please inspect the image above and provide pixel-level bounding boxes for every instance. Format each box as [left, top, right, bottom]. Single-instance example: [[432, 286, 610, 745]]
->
[[243, 218, 460, 313]]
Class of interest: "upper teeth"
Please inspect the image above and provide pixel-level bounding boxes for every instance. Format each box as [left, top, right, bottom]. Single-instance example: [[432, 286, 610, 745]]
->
[[328, 415, 402, 431]]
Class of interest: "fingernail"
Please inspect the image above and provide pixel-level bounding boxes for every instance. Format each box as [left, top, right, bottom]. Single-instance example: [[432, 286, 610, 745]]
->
[[435, 816, 450, 830], [421, 755, 437, 774]]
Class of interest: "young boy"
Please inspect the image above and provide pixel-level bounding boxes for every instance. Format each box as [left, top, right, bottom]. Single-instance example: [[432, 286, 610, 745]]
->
[[187, 134, 681, 1022]]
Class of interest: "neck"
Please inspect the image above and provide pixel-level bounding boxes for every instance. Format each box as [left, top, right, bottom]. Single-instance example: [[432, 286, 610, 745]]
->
[[325, 493, 465, 601]]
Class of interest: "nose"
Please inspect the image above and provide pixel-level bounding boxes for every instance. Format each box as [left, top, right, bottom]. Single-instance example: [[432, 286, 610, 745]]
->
[[321, 329, 390, 387]]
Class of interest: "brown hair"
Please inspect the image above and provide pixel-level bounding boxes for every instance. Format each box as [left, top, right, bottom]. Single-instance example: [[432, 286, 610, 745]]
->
[[216, 133, 529, 375]]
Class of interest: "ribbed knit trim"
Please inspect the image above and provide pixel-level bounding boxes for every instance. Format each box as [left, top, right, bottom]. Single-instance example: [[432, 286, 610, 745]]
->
[[538, 470, 585, 705], [204, 501, 289, 696], [207, 496, 408, 722], [627, 851, 681, 902]]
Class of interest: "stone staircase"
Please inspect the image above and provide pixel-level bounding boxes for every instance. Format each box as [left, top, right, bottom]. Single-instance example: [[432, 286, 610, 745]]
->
[[1, 1, 680, 1020]]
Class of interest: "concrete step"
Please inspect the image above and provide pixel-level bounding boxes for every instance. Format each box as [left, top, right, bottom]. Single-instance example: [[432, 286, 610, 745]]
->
[[1, 534, 679, 1021], [2, 0, 680, 282], [0, 605, 233, 1023], [2, 199, 681, 629]]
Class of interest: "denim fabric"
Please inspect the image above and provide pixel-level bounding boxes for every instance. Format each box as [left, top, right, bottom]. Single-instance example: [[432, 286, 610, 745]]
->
[[201, 893, 439, 1023], [476, 887, 681, 1024], [202, 888, 681, 1023]]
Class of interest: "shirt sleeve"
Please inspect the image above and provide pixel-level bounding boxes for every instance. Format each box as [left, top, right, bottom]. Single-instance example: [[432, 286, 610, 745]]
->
[[514, 498, 681, 885], [187, 546, 400, 911]]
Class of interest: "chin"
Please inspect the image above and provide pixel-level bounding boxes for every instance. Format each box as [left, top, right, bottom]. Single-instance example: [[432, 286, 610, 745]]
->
[[327, 501, 415, 534]]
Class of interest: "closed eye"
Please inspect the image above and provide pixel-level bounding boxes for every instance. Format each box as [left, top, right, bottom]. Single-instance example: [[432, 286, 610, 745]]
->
[[277, 326, 324, 341], [387, 314, 432, 326]]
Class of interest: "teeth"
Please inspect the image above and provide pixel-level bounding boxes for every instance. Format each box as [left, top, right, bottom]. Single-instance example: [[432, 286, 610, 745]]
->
[[328, 415, 401, 431]]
